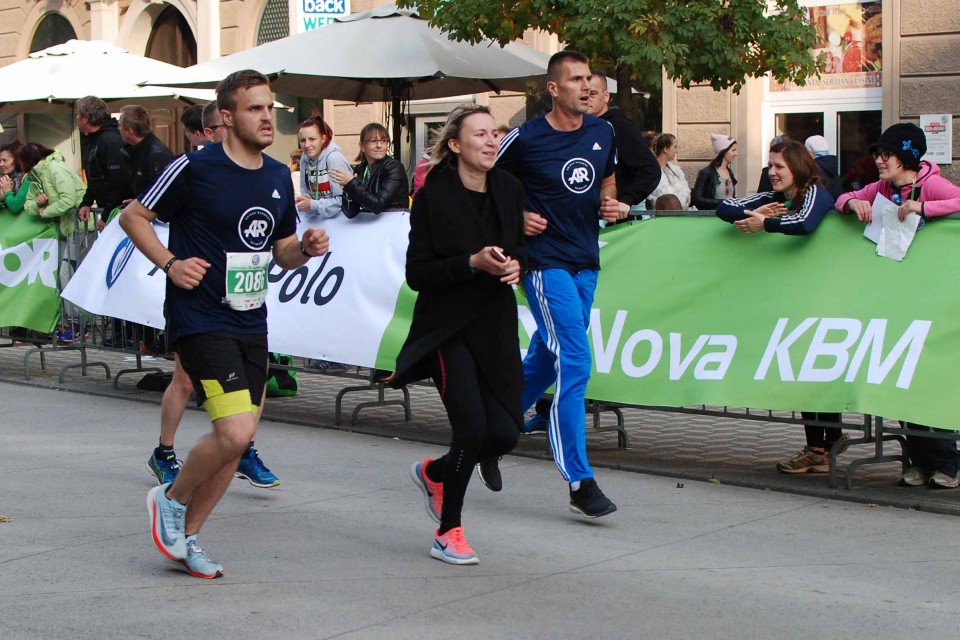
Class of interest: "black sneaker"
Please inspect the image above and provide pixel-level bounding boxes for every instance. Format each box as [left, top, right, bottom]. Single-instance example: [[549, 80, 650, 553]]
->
[[476, 457, 503, 492], [569, 478, 617, 519]]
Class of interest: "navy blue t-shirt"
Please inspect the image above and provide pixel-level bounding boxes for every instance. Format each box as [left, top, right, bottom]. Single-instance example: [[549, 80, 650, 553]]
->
[[496, 114, 616, 271], [139, 143, 298, 342]]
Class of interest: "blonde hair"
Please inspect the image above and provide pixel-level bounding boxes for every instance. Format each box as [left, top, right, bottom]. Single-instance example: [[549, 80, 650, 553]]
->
[[428, 103, 493, 169]]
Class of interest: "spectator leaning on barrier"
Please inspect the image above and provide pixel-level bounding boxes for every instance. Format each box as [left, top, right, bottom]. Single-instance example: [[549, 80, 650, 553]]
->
[[393, 103, 526, 565], [0, 140, 30, 214], [716, 140, 835, 236], [835, 122, 960, 489], [585, 72, 661, 216], [295, 116, 351, 219], [180, 104, 207, 148], [75, 96, 133, 231], [648, 133, 693, 209], [19, 142, 96, 343], [757, 135, 788, 193], [715, 140, 843, 474], [330, 123, 409, 217], [692, 134, 738, 210], [289, 148, 302, 195]]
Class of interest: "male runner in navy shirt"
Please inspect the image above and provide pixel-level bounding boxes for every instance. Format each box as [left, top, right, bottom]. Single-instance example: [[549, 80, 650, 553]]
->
[[496, 50, 623, 518], [121, 70, 329, 577]]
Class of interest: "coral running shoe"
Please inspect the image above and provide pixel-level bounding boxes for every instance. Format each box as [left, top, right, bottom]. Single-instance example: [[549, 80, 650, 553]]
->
[[410, 459, 443, 524], [430, 526, 479, 565]]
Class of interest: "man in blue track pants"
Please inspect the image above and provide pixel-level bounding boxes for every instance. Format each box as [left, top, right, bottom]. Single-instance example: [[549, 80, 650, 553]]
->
[[495, 50, 623, 518]]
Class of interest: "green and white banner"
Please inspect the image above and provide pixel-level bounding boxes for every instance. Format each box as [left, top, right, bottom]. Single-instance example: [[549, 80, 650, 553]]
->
[[66, 212, 960, 430], [0, 211, 59, 333], [376, 214, 960, 430]]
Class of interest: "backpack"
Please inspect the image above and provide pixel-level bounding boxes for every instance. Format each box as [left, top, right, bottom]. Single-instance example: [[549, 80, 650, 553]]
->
[[266, 353, 298, 397]]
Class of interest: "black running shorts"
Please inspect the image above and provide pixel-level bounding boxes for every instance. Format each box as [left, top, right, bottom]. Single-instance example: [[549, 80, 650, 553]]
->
[[175, 332, 268, 421]]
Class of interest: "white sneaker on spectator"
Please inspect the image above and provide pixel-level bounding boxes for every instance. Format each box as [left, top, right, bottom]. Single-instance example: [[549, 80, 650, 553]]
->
[[898, 466, 931, 487], [928, 471, 959, 489]]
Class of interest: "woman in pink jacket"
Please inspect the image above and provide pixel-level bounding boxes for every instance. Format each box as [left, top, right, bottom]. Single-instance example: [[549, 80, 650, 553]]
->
[[836, 122, 960, 490], [836, 123, 960, 223]]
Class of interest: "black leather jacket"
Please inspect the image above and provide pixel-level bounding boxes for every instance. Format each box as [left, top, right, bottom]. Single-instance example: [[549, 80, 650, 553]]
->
[[692, 164, 737, 211], [342, 156, 409, 217]]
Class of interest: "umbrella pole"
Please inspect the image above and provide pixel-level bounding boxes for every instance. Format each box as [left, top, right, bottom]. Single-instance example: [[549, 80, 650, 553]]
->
[[391, 91, 402, 162]]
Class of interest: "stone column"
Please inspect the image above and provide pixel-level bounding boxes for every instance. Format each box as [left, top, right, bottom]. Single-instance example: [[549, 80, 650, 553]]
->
[[88, 0, 120, 44], [197, 0, 221, 61]]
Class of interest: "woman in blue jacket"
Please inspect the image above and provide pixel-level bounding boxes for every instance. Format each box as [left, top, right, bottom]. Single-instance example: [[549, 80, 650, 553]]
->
[[716, 140, 842, 474], [716, 140, 835, 236]]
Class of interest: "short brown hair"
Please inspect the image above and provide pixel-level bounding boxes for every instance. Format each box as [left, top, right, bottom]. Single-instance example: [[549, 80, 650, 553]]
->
[[201, 101, 222, 129], [119, 105, 151, 137], [547, 50, 589, 82], [216, 69, 271, 113], [75, 96, 112, 126]]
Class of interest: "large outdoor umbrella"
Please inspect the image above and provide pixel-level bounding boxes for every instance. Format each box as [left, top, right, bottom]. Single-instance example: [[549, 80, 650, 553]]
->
[[142, 3, 552, 157], [0, 39, 215, 115]]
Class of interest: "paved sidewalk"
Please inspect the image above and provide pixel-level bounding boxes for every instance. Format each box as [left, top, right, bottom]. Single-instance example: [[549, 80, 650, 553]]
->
[[1, 341, 958, 516], [2, 384, 959, 639]]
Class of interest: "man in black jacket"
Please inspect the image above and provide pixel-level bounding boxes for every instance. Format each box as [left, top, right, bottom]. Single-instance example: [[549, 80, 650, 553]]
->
[[586, 73, 661, 214], [75, 95, 132, 230], [119, 105, 175, 196]]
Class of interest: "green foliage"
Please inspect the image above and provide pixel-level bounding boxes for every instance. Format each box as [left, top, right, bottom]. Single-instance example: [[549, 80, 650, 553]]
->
[[397, 0, 824, 93]]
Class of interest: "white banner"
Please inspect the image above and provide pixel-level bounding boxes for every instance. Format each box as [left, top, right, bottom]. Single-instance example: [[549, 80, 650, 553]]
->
[[63, 211, 411, 367]]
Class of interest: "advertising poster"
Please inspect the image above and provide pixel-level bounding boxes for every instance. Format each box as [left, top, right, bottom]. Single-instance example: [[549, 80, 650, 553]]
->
[[771, 2, 881, 92], [295, 0, 351, 33]]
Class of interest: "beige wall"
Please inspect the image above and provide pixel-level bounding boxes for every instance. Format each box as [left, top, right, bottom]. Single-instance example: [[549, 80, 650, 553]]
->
[[888, 0, 960, 183]]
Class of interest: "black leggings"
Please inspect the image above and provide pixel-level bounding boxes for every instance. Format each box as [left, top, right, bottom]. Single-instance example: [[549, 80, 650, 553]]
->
[[425, 335, 519, 533]]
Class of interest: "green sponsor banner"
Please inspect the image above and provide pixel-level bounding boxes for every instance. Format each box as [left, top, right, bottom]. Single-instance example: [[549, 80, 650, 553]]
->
[[377, 214, 960, 430], [0, 211, 60, 333]]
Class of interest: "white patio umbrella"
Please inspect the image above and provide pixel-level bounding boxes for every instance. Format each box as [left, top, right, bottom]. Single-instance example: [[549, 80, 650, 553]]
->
[[0, 39, 215, 115], [142, 3, 552, 157]]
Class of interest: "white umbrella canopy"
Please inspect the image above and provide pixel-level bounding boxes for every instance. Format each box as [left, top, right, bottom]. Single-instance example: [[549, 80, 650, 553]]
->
[[0, 39, 215, 114], [142, 4, 551, 101]]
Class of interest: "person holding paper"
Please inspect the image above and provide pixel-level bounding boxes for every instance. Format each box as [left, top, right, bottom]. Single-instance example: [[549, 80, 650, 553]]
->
[[836, 123, 960, 224], [836, 123, 960, 489]]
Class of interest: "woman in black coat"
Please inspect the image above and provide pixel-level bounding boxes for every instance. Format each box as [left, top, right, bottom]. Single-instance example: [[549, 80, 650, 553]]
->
[[691, 133, 738, 210], [330, 122, 409, 217], [391, 104, 525, 565]]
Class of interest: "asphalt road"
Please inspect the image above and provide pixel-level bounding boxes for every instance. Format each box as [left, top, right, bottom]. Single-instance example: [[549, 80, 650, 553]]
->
[[1, 383, 958, 639]]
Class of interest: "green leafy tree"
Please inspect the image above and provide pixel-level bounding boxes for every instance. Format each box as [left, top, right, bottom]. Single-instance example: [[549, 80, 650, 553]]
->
[[398, 0, 823, 118]]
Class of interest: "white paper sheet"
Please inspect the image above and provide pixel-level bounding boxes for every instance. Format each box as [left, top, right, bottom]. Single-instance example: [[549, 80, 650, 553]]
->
[[877, 199, 922, 262]]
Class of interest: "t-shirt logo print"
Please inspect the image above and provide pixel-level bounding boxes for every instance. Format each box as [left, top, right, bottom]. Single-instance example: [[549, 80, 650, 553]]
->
[[237, 207, 276, 250], [561, 158, 595, 194]]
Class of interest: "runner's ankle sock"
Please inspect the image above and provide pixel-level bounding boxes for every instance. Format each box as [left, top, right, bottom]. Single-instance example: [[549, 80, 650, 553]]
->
[[156, 443, 175, 458], [437, 521, 460, 536]]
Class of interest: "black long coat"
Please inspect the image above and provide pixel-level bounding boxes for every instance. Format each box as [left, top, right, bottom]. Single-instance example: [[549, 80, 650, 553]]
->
[[390, 163, 526, 427]]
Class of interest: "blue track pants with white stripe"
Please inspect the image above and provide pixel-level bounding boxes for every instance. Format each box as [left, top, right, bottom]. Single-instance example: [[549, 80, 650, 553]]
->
[[521, 268, 598, 483]]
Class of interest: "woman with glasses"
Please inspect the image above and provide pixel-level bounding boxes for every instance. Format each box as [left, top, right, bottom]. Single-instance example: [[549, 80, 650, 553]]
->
[[836, 123, 960, 225], [836, 123, 960, 490], [330, 123, 409, 217]]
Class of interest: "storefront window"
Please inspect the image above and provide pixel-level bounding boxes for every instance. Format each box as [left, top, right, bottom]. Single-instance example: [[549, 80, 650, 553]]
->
[[775, 113, 824, 142]]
